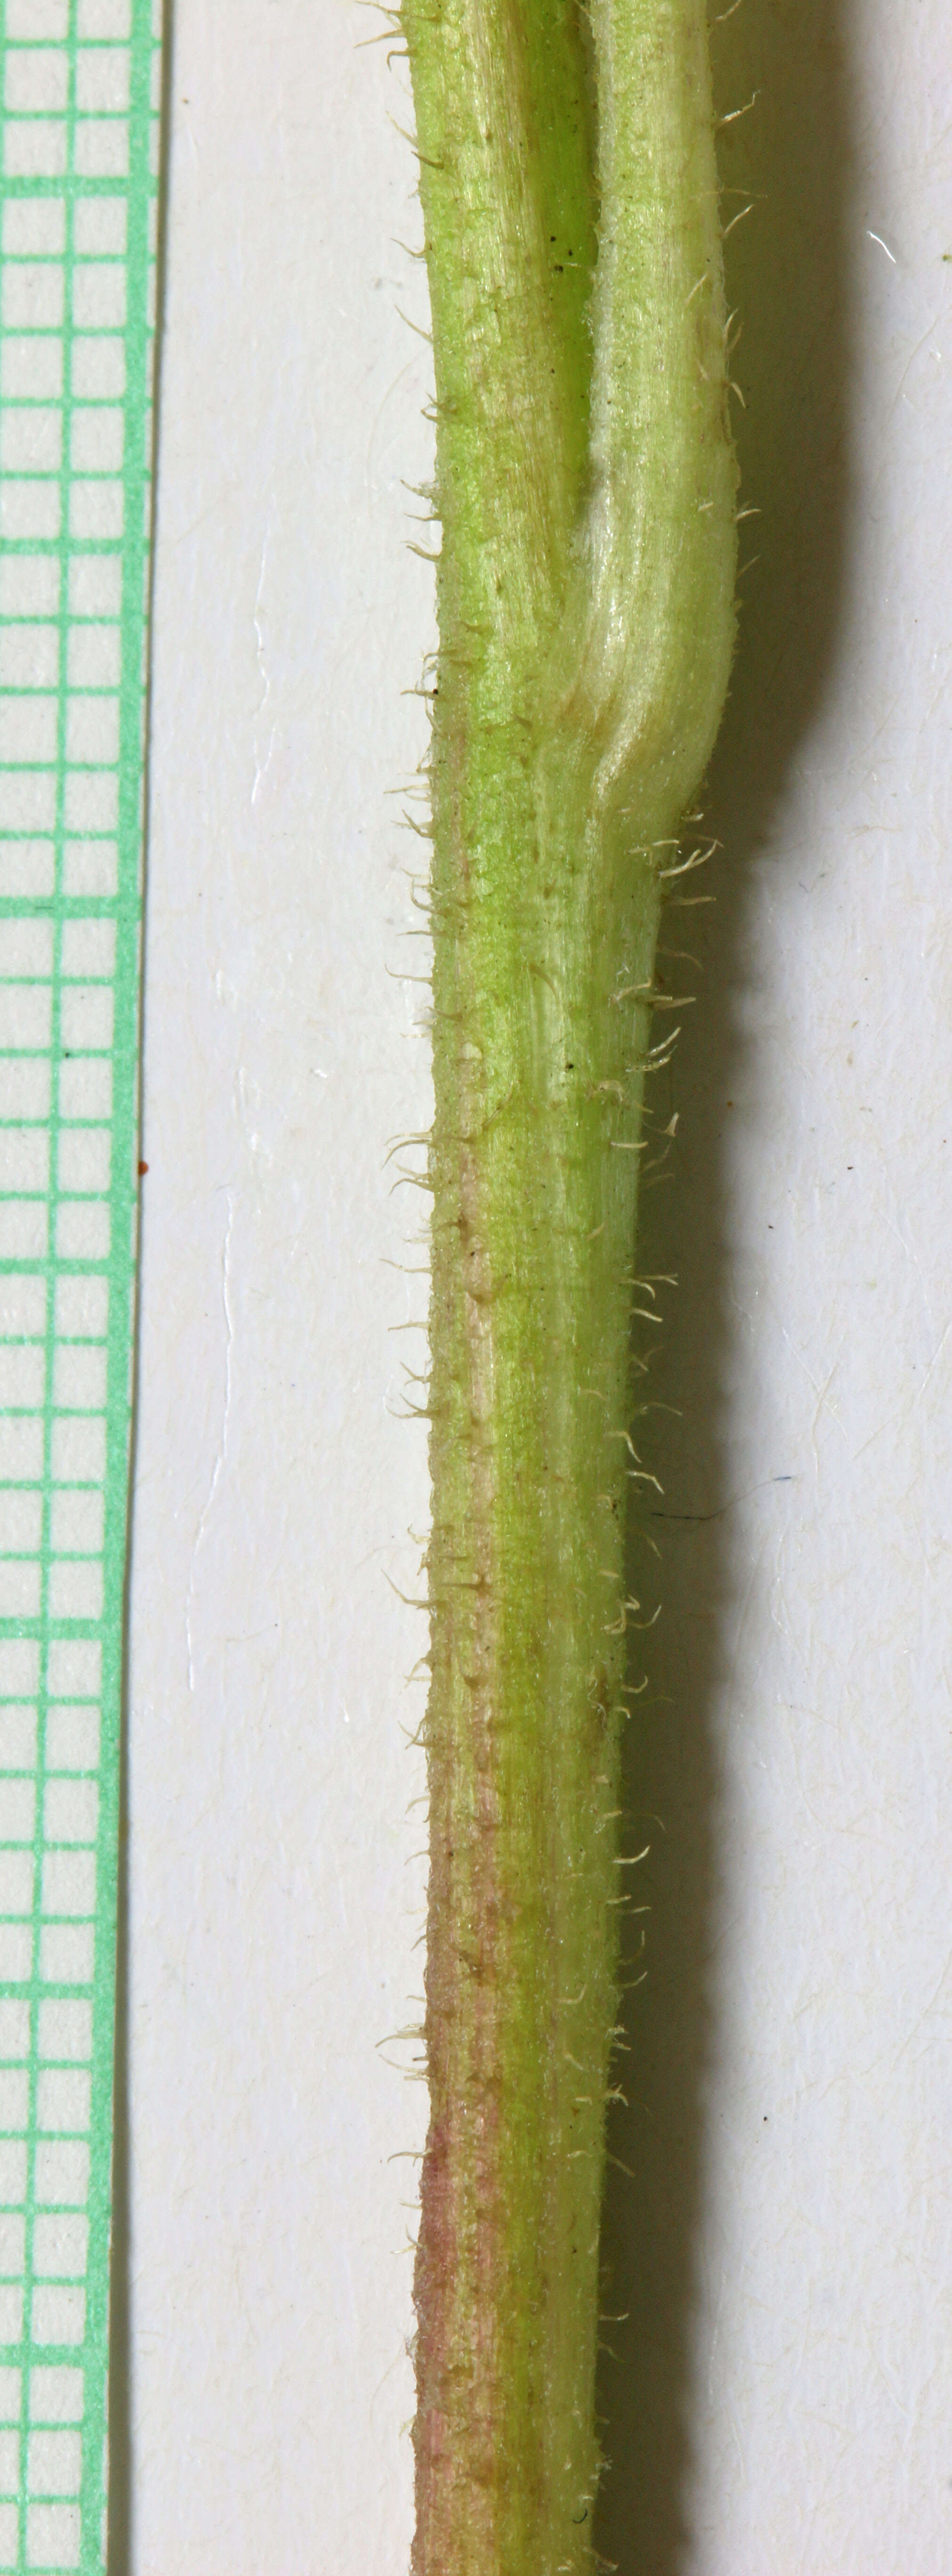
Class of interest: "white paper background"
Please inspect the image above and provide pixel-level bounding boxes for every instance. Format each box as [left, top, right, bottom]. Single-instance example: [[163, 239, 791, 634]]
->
[[123, 3, 952, 2568]]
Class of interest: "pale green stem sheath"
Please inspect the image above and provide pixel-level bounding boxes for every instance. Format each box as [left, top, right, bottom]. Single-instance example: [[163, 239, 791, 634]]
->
[[399, 0, 737, 2565]]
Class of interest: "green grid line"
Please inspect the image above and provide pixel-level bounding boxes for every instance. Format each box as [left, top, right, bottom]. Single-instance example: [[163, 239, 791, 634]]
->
[[0, 2, 160, 2566]]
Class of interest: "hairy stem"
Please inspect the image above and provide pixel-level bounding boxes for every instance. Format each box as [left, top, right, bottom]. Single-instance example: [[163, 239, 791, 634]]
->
[[399, 0, 737, 2566]]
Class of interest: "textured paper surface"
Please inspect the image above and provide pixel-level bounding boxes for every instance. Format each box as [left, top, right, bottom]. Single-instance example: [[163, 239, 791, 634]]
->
[[128, 3, 952, 2571]]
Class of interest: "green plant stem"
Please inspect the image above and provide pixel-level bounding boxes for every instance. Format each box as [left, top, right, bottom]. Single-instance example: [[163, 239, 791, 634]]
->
[[399, 0, 737, 2566]]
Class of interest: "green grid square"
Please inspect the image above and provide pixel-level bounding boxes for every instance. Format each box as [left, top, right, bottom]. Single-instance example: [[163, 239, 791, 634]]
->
[[0, 1, 160, 2564]]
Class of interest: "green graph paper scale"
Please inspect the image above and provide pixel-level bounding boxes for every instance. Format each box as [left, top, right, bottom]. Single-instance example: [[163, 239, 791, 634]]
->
[[0, 4, 161, 2568]]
